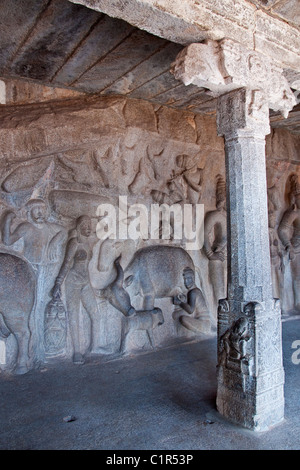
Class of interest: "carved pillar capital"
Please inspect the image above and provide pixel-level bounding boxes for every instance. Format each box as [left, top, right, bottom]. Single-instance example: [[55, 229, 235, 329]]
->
[[171, 39, 296, 120], [216, 87, 270, 138]]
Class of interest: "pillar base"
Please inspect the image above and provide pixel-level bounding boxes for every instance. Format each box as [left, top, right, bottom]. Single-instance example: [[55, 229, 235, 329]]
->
[[216, 370, 285, 432], [216, 298, 285, 432]]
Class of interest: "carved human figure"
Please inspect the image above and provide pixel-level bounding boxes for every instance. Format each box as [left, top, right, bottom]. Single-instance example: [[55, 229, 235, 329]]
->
[[267, 167, 282, 214], [1, 198, 64, 266], [52, 215, 99, 365], [171, 154, 203, 204], [219, 317, 251, 368], [268, 210, 283, 300], [152, 154, 203, 205], [203, 175, 227, 314], [278, 175, 300, 312], [0, 198, 66, 364], [173, 267, 211, 334], [128, 147, 161, 197]]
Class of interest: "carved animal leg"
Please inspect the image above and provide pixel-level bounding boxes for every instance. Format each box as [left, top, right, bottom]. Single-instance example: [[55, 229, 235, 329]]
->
[[146, 328, 155, 348], [142, 294, 155, 310], [14, 328, 30, 375], [138, 266, 156, 310]]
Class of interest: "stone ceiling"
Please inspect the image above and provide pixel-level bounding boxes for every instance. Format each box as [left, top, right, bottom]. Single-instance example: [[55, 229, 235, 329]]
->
[[249, 0, 300, 29], [0, 0, 299, 134]]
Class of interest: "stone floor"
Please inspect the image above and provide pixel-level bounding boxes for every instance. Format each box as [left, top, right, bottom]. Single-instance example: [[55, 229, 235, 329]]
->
[[0, 317, 300, 451]]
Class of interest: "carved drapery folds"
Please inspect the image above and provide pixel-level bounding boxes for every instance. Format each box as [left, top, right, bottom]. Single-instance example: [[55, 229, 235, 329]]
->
[[171, 38, 294, 431]]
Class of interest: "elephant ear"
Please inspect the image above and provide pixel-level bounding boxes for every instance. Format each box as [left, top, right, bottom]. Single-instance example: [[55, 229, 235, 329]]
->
[[124, 275, 134, 287]]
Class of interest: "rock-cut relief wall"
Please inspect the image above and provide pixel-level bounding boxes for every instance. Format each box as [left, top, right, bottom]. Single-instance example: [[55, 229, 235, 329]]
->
[[266, 129, 300, 315], [0, 96, 226, 374], [0, 95, 299, 375]]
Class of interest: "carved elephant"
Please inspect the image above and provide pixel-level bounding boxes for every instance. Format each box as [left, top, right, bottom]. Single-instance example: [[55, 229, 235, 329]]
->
[[0, 252, 36, 374], [124, 245, 195, 310]]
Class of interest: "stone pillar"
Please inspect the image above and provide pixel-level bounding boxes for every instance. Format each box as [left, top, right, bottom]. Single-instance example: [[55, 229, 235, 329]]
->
[[216, 88, 284, 431], [171, 39, 296, 431]]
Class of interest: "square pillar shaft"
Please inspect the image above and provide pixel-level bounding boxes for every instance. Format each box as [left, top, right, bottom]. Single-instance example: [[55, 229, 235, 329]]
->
[[216, 88, 285, 431]]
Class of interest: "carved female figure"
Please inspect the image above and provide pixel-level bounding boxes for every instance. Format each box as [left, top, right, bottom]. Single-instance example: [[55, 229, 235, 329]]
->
[[278, 175, 300, 312], [52, 215, 99, 364]]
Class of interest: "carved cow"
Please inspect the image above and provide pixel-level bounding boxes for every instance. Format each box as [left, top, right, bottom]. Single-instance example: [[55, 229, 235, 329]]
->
[[0, 252, 36, 374], [124, 245, 195, 310]]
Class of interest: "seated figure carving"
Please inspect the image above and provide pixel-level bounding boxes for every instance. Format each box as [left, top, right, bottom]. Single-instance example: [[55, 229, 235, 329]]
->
[[219, 317, 251, 369], [173, 267, 212, 334]]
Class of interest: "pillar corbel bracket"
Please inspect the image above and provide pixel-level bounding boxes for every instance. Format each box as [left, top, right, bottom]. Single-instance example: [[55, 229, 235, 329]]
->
[[171, 38, 296, 121]]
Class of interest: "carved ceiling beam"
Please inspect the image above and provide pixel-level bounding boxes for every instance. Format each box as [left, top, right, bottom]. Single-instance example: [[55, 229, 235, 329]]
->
[[68, 0, 300, 72]]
